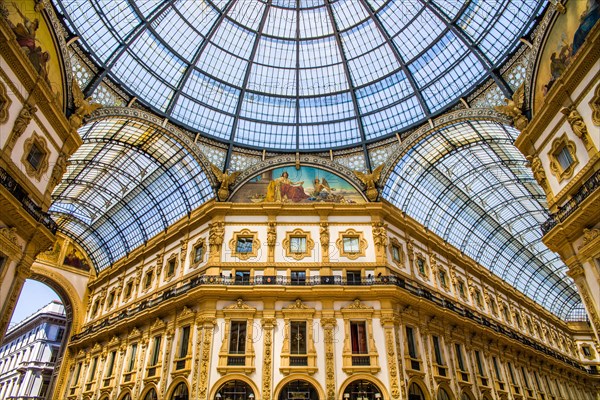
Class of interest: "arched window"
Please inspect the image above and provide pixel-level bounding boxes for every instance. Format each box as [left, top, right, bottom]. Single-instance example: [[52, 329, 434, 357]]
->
[[342, 380, 382, 400], [171, 382, 189, 400], [119, 393, 131, 400], [278, 380, 319, 400], [408, 383, 426, 400], [144, 388, 158, 400], [215, 380, 255, 400], [460, 391, 473, 400], [437, 388, 451, 400]]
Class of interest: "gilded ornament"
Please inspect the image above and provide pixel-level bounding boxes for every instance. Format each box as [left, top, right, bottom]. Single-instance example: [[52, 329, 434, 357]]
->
[[267, 222, 277, 247], [210, 163, 241, 201], [580, 228, 600, 248], [69, 79, 101, 131], [352, 163, 385, 201], [208, 221, 224, 248], [49, 152, 69, 189], [9, 101, 37, 149], [372, 221, 388, 249], [527, 155, 551, 194], [0, 80, 11, 123], [590, 84, 600, 126], [561, 105, 593, 150], [494, 84, 528, 130], [319, 222, 329, 249]]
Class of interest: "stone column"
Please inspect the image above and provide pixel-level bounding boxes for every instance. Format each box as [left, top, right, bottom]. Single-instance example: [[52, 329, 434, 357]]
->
[[196, 318, 216, 400], [321, 317, 337, 400], [261, 317, 276, 400], [381, 316, 401, 399]]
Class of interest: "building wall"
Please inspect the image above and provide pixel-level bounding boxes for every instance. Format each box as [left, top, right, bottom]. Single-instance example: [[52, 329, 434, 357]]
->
[[60, 203, 600, 400], [0, 301, 67, 399]]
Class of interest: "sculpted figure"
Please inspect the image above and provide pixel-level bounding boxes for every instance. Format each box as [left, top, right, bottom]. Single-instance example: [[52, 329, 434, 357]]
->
[[352, 163, 384, 201], [69, 80, 101, 130], [210, 163, 241, 201], [495, 84, 528, 131]]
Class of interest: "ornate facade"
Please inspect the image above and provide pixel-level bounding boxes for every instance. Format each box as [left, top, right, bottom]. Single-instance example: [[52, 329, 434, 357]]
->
[[0, 0, 599, 399]]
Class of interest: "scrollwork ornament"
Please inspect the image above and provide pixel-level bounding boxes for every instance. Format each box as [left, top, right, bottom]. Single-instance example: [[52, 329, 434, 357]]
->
[[0, 80, 11, 123]]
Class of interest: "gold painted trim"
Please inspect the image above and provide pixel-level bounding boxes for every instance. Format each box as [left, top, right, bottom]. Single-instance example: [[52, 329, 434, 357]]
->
[[21, 131, 50, 180], [336, 228, 367, 260], [228, 228, 261, 260], [388, 237, 405, 268], [282, 228, 314, 260], [189, 237, 206, 269], [0, 79, 11, 123], [548, 134, 579, 182]]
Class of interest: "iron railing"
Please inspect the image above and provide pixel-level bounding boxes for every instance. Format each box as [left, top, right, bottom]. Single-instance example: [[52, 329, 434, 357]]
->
[[0, 166, 57, 234], [541, 169, 600, 234], [71, 273, 594, 374]]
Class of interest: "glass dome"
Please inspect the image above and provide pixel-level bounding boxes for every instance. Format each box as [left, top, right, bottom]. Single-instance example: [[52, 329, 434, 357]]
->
[[53, 0, 543, 151]]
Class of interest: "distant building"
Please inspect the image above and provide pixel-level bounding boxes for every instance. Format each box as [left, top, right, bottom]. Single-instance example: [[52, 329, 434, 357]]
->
[[0, 301, 67, 400]]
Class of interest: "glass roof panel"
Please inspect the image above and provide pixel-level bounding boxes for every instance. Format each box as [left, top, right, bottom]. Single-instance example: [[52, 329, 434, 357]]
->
[[53, 0, 544, 150], [383, 121, 581, 319], [50, 119, 214, 272]]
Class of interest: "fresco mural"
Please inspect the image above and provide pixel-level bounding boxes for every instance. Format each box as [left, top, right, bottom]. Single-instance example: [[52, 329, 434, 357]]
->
[[62, 243, 91, 271], [230, 166, 365, 203], [534, 0, 599, 112]]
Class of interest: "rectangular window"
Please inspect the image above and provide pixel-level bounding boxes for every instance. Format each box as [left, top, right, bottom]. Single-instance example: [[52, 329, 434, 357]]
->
[[545, 376, 553, 394], [105, 351, 115, 377], [582, 346, 592, 357], [343, 237, 359, 253], [475, 350, 485, 376], [144, 271, 153, 288], [87, 357, 97, 382], [493, 357, 502, 380], [406, 327, 418, 358], [432, 336, 444, 365], [417, 258, 426, 275], [392, 245, 401, 261], [229, 321, 246, 354], [350, 321, 368, 354], [455, 343, 465, 371], [438, 270, 447, 287], [346, 270, 361, 285], [107, 291, 115, 308], [73, 363, 82, 385], [521, 366, 530, 389], [49, 346, 59, 363], [124, 281, 132, 299], [458, 280, 466, 297], [508, 362, 517, 385], [178, 326, 190, 358], [128, 344, 137, 372], [290, 236, 307, 253], [474, 290, 483, 307], [557, 146, 574, 170], [291, 271, 306, 285], [193, 244, 204, 263], [26, 143, 44, 170], [150, 335, 162, 366], [234, 271, 250, 284], [167, 259, 176, 276], [290, 321, 307, 354], [236, 237, 254, 253], [56, 328, 65, 341]]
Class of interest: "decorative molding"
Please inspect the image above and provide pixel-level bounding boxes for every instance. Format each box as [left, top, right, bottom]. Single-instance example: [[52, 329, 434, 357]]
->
[[282, 228, 314, 260], [336, 228, 367, 260], [320, 317, 337, 400], [388, 237, 405, 268], [548, 134, 579, 182], [0, 79, 11, 122], [21, 131, 50, 180], [228, 228, 260, 260], [7, 99, 37, 152], [591, 84, 600, 126], [561, 105, 595, 152], [580, 228, 600, 248], [189, 237, 206, 269]]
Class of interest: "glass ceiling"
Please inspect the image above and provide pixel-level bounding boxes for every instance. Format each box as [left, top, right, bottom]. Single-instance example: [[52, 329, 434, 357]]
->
[[50, 118, 214, 270], [53, 0, 543, 151], [383, 121, 582, 319]]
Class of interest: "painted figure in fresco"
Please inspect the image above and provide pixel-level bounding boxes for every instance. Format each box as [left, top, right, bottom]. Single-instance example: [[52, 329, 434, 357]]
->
[[265, 171, 309, 202], [573, 0, 600, 54]]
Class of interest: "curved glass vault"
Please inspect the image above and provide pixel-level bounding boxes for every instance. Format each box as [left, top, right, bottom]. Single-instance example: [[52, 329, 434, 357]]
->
[[50, 118, 214, 270], [53, 0, 543, 150], [382, 121, 581, 319]]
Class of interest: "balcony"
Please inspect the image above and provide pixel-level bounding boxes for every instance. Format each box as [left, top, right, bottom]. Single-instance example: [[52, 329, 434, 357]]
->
[[542, 169, 600, 234], [0, 166, 58, 233]]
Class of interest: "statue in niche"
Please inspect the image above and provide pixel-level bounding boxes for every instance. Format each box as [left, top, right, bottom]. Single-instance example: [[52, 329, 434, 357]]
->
[[210, 163, 241, 201], [495, 84, 528, 131], [352, 163, 385, 201]]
